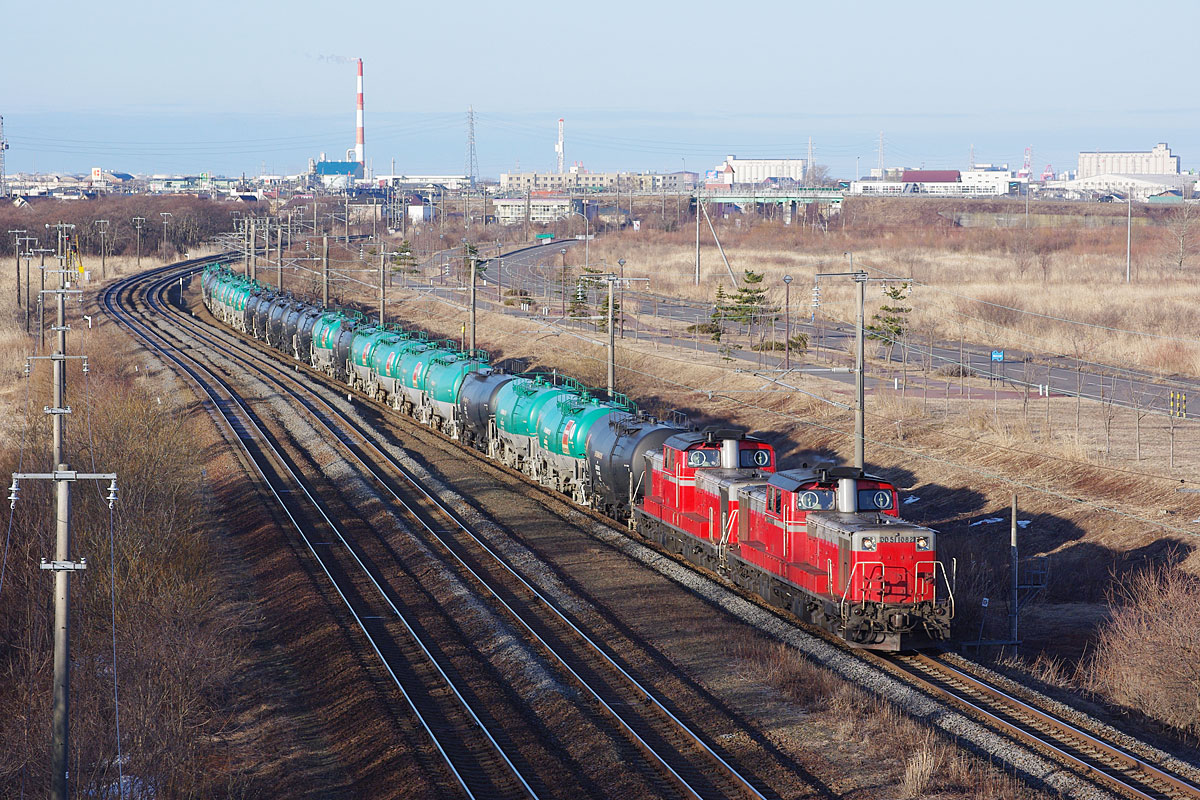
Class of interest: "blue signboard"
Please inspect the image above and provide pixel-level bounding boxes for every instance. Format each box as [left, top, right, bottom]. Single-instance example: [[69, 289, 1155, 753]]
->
[[990, 350, 1004, 362]]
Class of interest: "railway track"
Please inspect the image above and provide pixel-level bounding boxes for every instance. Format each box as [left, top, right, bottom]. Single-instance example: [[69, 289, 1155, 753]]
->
[[103, 256, 1200, 800], [877, 652, 1200, 800], [103, 258, 780, 799]]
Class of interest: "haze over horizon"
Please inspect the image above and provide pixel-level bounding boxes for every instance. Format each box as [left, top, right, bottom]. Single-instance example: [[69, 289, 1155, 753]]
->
[[7, 0, 1197, 179]]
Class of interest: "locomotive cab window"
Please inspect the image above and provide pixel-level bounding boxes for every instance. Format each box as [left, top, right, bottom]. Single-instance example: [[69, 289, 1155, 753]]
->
[[858, 488, 894, 511], [739, 448, 773, 469], [686, 448, 720, 468], [795, 489, 835, 512]]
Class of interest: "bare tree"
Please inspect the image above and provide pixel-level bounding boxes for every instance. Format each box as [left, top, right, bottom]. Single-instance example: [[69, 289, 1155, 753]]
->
[[1162, 203, 1199, 271]]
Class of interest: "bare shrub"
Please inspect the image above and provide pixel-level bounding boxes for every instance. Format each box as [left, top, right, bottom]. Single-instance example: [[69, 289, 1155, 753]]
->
[[900, 732, 942, 798], [1085, 563, 1200, 736], [0, 329, 255, 796]]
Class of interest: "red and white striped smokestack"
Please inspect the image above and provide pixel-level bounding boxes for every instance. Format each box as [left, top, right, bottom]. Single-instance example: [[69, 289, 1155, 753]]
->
[[354, 58, 364, 165]]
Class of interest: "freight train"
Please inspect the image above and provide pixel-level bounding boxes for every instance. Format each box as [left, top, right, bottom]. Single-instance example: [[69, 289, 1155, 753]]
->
[[201, 264, 954, 649]]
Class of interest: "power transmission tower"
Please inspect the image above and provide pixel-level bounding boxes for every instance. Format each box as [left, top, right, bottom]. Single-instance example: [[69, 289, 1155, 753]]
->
[[465, 106, 478, 189], [10, 222, 118, 800]]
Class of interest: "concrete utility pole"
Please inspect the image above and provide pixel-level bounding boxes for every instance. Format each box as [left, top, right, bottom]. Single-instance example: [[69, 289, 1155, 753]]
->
[[37, 248, 51, 348], [160, 212, 172, 260], [783, 274, 793, 370], [19, 237, 35, 331], [854, 271, 865, 469], [95, 220, 109, 280], [560, 248, 567, 317], [468, 256, 476, 352], [10, 222, 118, 800], [379, 250, 387, 326], [617, 258, 626, 338], [132, 217, 145, 268], [249, 217, 256, 281], [1126, 194, 1132, 283], [816, 259, 869, 469], [9, 228, 25, 307], [607, 277, 615, 397], [694, 194, 701, 285], [322, 234, 330, 307], [276, 223, 283, 273]]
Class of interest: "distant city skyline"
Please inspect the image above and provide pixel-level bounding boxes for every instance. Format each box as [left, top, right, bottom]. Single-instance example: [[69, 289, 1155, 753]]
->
[[7, 0, 1199, 179]]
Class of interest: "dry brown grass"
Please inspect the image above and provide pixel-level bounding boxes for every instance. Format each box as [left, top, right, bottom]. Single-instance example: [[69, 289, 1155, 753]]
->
[[724, 631, 1048, 798], [587, 208, 1200, 374]]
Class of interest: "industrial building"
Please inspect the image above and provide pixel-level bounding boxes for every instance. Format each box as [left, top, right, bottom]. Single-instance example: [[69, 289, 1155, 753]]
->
[[1077, 143, 1179, 179], [1054, 172, 1197, 202], [379, 174, 470, 190], [705, 155, 806, 188], [499, 169, 696, 194], [492, 196, 596, 225], [850, 169, 1015, 196]]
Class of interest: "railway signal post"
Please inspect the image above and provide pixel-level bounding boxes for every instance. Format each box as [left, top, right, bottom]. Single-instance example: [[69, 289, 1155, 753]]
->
[[11, 223, 119, 800]]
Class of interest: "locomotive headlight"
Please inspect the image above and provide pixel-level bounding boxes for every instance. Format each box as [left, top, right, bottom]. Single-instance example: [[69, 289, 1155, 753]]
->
[[861, 536, 876, 551], [916, 536, 930, 551]]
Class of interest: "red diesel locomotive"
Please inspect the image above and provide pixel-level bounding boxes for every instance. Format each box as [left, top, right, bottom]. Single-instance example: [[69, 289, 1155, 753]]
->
[[636, 429, 953, 650]]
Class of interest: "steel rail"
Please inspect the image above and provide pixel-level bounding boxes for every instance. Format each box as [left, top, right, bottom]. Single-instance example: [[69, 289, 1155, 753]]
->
[[147, 261, 769, 800], [891, 653, 1200, 800], [101, 262, 539, 800]]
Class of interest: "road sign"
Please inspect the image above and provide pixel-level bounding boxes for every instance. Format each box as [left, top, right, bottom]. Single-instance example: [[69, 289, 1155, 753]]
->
[[981, 597, 989, 608], [536, 233, 555, 240], [990, 350, 1004, 362]]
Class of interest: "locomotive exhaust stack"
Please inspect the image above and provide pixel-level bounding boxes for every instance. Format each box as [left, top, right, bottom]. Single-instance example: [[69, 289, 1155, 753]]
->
[[837, 477, 858, 512]]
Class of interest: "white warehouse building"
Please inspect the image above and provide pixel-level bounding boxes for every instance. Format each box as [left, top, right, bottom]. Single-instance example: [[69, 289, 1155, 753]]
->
[[1077, 143, 1179, 179], [708, 155, 806, 186]]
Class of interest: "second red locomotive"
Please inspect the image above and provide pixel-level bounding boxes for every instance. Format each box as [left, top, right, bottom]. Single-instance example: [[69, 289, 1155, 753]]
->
[[637, 429, 953, 650]]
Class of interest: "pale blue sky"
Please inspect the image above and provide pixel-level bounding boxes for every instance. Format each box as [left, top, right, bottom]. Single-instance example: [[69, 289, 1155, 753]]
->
[[6, 0, 1197, 177]]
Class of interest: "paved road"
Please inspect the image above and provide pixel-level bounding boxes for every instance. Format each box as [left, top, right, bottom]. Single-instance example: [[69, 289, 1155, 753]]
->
[[408, 239, 1197, 423]]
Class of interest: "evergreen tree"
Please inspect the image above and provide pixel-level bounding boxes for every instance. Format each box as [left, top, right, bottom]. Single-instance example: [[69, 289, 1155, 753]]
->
[[710, 285, 729, 341], [866, 282, 912, 361], [725, 270, 779, 326], [393, 240, 417, 273]]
